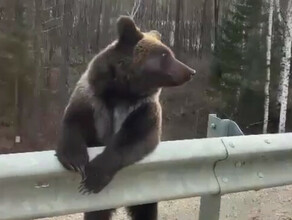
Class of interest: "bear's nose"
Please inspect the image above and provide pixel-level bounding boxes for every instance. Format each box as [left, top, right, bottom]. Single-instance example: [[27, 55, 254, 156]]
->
[[191, 69, 196, 76]]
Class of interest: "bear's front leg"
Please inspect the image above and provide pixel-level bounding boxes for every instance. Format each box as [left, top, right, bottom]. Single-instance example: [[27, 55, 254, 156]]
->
[[79, 152, 118, 194], [56, 100, 97, 179], [56, 122, 89, 178], [78, 102, 160, 194]]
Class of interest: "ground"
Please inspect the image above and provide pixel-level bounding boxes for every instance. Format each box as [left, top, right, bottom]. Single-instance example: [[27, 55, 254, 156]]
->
[[38, 185, 292, 220]]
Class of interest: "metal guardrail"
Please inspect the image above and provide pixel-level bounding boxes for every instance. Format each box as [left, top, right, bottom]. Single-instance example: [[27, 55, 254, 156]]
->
[[0, 115, 292, 220], [199, 113, 244, 220], [207, 114, 244, 137], [199, 114, 292, 220]]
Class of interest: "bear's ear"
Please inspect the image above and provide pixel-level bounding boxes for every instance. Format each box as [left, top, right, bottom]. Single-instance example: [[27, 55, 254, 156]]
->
[[117, 15, 143, 44], [148, 30, 162, 41]]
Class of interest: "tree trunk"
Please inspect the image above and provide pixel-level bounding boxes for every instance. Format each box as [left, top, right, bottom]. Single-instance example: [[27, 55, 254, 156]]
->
[[274, 0, 283, 23], [214, 0, 219, 52], [82, 2, 88, 63], [13, 0, 23, 140], [263, 0, 274, 134], [174, 0, 181, 55], [14, 71, 19, 137], [31, 0, 42, 143], [100, 0, 111, 47], [278, 1, 292, 133], [59, 0, 72, 109], [199, 0, 212, 58], [95, 0, 103, 52], [275, 0, 284, 106], [199, 0, 207, 58]]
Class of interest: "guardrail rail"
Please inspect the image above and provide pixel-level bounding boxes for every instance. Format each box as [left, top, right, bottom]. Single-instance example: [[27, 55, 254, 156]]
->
[[0, 114, 291, 220]]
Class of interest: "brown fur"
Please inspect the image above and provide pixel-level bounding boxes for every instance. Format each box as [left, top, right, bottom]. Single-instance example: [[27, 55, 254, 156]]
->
[[56, 15, 196, 220]]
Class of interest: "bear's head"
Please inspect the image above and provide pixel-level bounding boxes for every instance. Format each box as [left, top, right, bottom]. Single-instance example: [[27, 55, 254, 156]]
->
[[109, 16, 196, 96]]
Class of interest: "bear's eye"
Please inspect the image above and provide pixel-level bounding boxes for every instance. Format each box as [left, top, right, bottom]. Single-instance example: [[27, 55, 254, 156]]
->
[[161, 53, 167, 57]]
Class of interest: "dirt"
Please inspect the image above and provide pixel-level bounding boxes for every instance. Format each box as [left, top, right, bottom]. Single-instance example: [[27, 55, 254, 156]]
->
[[38, 185, 292, 220]]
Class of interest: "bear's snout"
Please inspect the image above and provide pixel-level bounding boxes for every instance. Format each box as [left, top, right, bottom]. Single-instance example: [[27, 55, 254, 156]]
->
[[172, 59, 196, 85]]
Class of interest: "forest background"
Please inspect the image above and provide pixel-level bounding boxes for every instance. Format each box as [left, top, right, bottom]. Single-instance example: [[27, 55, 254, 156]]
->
[[0, 0, 291, 153]]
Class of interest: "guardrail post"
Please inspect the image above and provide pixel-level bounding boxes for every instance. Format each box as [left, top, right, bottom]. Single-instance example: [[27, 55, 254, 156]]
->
[[198, 114, 244, 220]]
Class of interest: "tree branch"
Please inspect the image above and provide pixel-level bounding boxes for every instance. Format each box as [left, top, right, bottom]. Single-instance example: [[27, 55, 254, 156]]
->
[[130, 0, 141, 19]]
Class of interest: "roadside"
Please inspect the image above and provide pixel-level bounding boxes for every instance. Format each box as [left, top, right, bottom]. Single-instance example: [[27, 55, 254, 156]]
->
[[39, 185, 292, 220]]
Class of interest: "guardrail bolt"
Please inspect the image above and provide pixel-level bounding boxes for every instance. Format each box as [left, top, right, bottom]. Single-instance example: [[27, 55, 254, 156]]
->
[[235, 161, 242, 167], [229, 142, 235, 148], [222, 177, 229, 183], [264, 139, 271, 144], [34, 182, 50, 189], [257, 172, 264, 178], [211, 123, 216, 129]]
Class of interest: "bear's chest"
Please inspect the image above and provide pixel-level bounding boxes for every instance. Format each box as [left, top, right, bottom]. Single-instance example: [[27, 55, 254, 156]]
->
[[113, 105, 133, 134]]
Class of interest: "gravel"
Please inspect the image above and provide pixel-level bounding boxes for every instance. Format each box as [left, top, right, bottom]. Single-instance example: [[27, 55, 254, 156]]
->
[[38, 185, 292, 220]]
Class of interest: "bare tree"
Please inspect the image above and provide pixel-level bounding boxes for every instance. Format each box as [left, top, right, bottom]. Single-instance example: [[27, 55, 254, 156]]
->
[[174, 0, 181, 54], [88, 0, 103, 52], [274, 0, 283, 23], [263, 0, 274, 134], [278, 0, 292, 133], [13, 0, 23, 141], [214, 0, 220, 51], [95, 0, 103, 52], [275, 0, 284, 107], [130, 0, 141, 19], [31, 0, 42, 142], [199, 0, 212, 57], [59, 0, 72, 108]]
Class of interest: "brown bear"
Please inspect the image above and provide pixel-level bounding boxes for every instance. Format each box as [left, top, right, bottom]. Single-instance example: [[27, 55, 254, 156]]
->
[[55, 15, 196, 220]]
